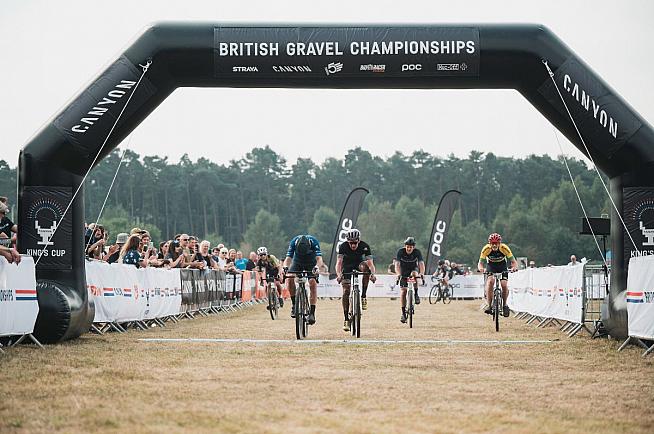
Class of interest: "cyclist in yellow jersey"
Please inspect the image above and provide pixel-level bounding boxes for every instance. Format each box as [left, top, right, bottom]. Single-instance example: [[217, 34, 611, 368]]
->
[[477, 233, 518, 317]]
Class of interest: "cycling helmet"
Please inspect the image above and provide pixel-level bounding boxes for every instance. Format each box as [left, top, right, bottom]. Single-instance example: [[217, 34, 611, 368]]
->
[[256, 246, 268, 255], [488, 233, 502, 244], [295, 235, 312, 256], [346, 229, 360, 241], [404, 236, 416, 246], [438, 259, 445, 266]]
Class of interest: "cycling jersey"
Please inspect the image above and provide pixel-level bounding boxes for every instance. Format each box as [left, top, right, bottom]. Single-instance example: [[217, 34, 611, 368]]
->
[[257, 254, 280, 277], [338, 240, 372, 273], [479, 243, 514, 264], [395, 247, 424, 277], [287, 235, 321, 273]]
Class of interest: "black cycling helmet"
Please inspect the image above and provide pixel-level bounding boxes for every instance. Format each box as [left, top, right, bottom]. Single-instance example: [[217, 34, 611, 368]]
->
[[295, 235, 312, 256], [404, 236, 416, 246], [346, 228, 360, 241], [438, 259, 445, 266]]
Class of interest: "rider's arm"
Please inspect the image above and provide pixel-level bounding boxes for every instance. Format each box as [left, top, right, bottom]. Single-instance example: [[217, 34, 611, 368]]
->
[[335, 254, 343, 277], [315, 255, 324, 269], [365, 257, 376, 275], [418, 260, 425, 276]]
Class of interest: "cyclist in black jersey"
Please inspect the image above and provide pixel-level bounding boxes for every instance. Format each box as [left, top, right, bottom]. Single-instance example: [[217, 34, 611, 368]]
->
[[393, 237, 425, 323], [335, 228, 377, 332]]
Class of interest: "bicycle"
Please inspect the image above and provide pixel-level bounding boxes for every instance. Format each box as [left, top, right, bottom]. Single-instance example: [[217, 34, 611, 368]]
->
[[262, 275, 280, 320], [429, 275, 452, 304], [344, 270, 370, 338], [284, 270, 316, 340], [485, 271, 510, 332], [400, 274, 423, 328]]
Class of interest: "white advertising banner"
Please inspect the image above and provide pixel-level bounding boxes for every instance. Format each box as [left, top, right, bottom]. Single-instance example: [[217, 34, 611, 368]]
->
[[86, 261, 182, 323], [316, 274, 484, 298], [0, 256, 39, 337], [508, 264, 584, 323], [626, 256, 654, 340]]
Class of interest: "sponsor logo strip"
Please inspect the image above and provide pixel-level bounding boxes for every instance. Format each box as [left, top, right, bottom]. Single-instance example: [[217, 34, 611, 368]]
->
[[15, 289, 37, 301]]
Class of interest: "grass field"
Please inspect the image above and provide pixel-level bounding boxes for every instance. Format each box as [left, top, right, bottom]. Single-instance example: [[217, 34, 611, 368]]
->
[[1, 298, 653, 433]]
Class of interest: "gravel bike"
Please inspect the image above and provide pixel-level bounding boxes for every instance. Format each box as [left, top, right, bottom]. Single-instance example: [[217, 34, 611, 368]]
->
[[429, 275, 452, 304]]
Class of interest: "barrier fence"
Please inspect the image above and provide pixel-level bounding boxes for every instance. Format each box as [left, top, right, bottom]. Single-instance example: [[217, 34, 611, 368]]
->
[[618, 255, 654, 357], [0, 256, 43, 350], [507, 263, 590, 337], [86, 262, 271, 333]]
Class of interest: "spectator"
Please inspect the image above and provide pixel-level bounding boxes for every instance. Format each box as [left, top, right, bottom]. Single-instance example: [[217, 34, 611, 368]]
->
[[121, 234, 146, 268], [226, 248, 240, 273], [450, 261, 465, 276], [216, 247, 229, 271], [188, 236, 198, 255], [234, 250, 248, 270], [158, 241, 167, 260], [0, 243, 21, 264], [212, 247, 221, 263], [529, 260, 536, 268], [0, 201, 17, 248], [106, 233, 128, 264], [177, 233, 193, 267], [246, 251, 257, 271], [387, 262, 395, 274], [165, 239, 185, 268], [568, 255, 578, 266], [194, 240, 217, 270], [85, 224, 106, 259]]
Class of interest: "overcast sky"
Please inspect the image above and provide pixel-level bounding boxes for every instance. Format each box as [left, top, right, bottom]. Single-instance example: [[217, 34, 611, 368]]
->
[[1, 0, 652, 167]]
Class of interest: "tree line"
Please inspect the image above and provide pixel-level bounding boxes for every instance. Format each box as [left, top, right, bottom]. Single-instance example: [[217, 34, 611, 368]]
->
[[0, 146, 610, 268]]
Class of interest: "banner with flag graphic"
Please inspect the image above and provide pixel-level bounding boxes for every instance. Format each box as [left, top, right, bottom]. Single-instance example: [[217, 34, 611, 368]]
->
[[425, 190, 461, 275], [0, 256, 39, 337], [328, 187, 369, 278], [626, 255, 654, 340]]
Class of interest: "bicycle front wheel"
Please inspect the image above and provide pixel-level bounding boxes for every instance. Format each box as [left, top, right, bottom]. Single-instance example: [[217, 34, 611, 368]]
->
[[443, 286, 452, 304], [271, 288, 279, 320], [352, 291, 361, 338], [493, 290, 500, 332], [408, 292, 414, 329], [295, 291, 305, 339], [429, 286, 439, 304]]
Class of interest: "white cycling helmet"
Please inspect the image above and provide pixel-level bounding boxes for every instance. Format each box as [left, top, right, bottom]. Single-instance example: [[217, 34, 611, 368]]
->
[[256, 246, 268, 255]]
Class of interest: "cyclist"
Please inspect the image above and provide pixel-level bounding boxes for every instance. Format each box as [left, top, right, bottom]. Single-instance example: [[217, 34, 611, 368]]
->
[[283, 234, 324, 325], [335, 228, 377, 332], [255, 246, 284, 308], [477, 232, 518, 317], [393, 237, 425, 323], [432, 259, 451, 285]]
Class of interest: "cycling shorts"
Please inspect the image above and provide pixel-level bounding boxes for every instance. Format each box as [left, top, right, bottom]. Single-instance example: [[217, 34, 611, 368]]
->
[[486, 262, 509, 281]]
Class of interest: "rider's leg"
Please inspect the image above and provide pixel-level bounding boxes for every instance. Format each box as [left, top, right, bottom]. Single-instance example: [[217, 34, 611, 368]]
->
[[501, 276, 510, 316], [411, 270, 421, 304], [275, 280, 284, 306], [309, 277, 318, 313], [359, 262, 370, 298], [484, 276, 494, 314], [342, 282, 351, 321], [287, 278, 296, 306]]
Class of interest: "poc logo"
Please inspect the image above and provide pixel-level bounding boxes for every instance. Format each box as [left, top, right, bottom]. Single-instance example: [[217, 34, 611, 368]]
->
[[401, 64, 422, 72], [430, 220, 446, 256], [336, 218, 354, 250]]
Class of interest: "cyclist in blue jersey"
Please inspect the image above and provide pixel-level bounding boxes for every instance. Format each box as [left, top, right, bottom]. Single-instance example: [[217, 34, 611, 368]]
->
[[283, 234, 324, 325]]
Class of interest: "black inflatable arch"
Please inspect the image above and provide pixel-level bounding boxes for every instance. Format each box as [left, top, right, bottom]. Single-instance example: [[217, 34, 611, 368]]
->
[[18, 23, 654, 342]]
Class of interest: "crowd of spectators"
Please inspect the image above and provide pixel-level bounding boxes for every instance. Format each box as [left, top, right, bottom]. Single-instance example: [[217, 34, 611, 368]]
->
[[0, 196, 20, 264], [85, 223, 260, 273]]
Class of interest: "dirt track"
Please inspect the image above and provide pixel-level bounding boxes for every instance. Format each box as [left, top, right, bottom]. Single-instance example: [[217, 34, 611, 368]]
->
[[1, 298, 653, 433]]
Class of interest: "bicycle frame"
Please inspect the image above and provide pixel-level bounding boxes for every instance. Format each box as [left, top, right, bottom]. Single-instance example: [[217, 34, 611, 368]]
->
[[284, 270, 315, 339]]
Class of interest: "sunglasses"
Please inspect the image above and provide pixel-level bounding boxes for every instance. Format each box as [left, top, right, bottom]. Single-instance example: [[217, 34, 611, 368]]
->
[[181, 238, 189, 241]]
